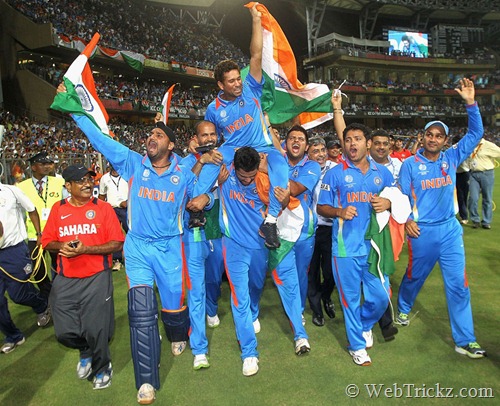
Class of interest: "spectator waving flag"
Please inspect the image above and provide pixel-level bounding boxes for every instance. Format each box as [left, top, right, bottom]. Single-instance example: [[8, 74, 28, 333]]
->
[[161, 84, 176, 124], [243, 2, 332, 129], [50, 33, 112, 137]]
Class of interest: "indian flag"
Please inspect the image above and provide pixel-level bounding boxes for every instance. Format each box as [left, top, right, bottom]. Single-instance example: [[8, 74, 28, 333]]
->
[[254, 172, 304, 271], [244, 2, 332, 130], [50, 32, 112, 137], [161, 84, 176, 124]]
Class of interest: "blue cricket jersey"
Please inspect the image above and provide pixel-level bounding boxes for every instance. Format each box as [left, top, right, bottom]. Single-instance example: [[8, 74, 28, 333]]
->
[[287, 155, 321, 240], [205, 73, 273, 149], [398, 103, 483, 224], [72, 115, 196, 239], [318, 156, 395, 257], [179, 153, 216, 243], [219, 166, 266, 249]]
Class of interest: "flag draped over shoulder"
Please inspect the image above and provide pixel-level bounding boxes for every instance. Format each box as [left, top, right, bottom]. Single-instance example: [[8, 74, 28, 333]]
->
[[161, 84, 176, 124], [243, 2, 333, 130], [50, 33, 112, 137], [254, 172, 304, 271]]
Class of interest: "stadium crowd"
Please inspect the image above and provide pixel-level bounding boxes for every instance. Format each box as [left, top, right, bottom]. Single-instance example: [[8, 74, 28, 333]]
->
[[1, 107, 499, 183], [1, 3, 498, 405], [8, 0, 248, 70]]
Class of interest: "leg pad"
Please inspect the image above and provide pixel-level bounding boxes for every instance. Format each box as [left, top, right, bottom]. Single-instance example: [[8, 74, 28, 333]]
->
[[128, 286, 161, 389], [161, 307, 190, 342]]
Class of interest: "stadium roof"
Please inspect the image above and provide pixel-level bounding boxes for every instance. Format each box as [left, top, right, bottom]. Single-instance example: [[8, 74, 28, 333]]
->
[[150, 0, 500, 16], [148, 0, 500, 25]]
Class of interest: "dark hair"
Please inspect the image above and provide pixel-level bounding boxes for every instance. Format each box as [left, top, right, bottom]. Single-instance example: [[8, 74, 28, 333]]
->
[[234, 146, 260, 172], [343, 123, 372, 140], [194, 120, 215, 136], [371, 129, 390, 140], [286, 125, 309, 143], [214, 60, 240, 83], [327, 141, 341, 149]]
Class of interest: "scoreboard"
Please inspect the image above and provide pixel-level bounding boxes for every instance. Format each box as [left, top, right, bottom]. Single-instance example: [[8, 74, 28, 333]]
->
[[431, 25, 484, 56]]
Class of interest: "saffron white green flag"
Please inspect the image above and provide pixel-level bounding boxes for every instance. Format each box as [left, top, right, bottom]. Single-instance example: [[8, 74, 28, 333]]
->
[[244, 2, 333, 130], [50, 33, 112, 137], [161, 84, 176, 124]]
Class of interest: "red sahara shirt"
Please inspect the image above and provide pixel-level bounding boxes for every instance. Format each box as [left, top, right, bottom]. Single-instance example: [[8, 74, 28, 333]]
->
[[42, 197, 125, 278]]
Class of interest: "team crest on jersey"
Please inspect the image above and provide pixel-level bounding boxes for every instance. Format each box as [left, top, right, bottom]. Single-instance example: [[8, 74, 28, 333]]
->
[[374, 177, 382, 186], [253, 187, 258, 194], [143, 169, 150, 178], [239, 100, 245, 107], [170, 175, 180, 185], [292, 169, 299, 178], [441, 162, 449, 171], [86, 210, 96, 220], [418, 163, 428, 176], [345, 175, 353, 183], [220, 110, 227, 118]]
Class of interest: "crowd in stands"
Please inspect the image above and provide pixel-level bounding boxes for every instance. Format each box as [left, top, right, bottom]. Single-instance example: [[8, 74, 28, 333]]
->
[[23, 62, 217, 116], [330, 74, 499, 92], [22, 62, 500, 124], [316, 40, 495, 62], [2, 106, 499, 186], [8, 0, 249, 70]]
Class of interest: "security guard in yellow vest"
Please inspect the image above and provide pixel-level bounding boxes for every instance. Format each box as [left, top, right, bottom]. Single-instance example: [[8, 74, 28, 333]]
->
[[18, 152, 66, 298]]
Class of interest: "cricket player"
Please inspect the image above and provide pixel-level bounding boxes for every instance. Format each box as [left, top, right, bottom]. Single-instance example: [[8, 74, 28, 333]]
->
[[396, 78, 486, 359], [318, 123, 395, 366], [193, 2, 288, 250]]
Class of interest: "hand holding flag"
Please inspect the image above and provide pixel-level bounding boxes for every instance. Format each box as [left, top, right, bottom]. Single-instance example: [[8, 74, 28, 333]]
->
[[50, 32, 113, 137], [244, 2, 333, 129]]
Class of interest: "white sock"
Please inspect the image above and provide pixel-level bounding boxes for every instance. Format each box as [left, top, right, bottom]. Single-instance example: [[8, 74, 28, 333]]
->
[[265, 215, 277, 224]]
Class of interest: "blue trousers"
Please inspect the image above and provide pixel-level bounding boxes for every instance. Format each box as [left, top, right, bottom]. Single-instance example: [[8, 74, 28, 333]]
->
[[124, 233, 185, 311], [222, 236, 268, 360], [0, 242, 48, 342], [398, 218, 476, 346], [468, 169, 494, 226], [272, 244, 308, 341], [296, 237, 315, 313], [184, 240, 209, 355], [333, 255, 389, 351], [205, 238, 225, 318], [194, 145, 288, 217]]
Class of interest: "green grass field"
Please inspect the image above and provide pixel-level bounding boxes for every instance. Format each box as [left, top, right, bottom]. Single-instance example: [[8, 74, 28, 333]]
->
[[1, 170, 499, 405]]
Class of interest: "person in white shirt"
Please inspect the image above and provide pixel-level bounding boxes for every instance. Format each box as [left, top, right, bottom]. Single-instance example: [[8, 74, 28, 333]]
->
[[99, 165, 129, 270], [0, 182, 51, 354], [307, 137, 337, 327], [467, 138, 500, 229]]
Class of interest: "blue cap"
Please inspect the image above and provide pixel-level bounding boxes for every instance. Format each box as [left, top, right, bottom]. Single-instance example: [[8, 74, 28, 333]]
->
[[424, 121, 449, 136]]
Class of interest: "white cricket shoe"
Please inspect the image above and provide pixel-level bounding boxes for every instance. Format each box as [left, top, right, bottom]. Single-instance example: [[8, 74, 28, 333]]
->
[[242, 357, 259, 376], [207, 314, 220, 328], [349, 349, 372, 366]]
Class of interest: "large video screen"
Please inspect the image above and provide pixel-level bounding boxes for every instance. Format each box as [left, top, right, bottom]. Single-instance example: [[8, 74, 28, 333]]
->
[[388, 30, 429, 58]]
